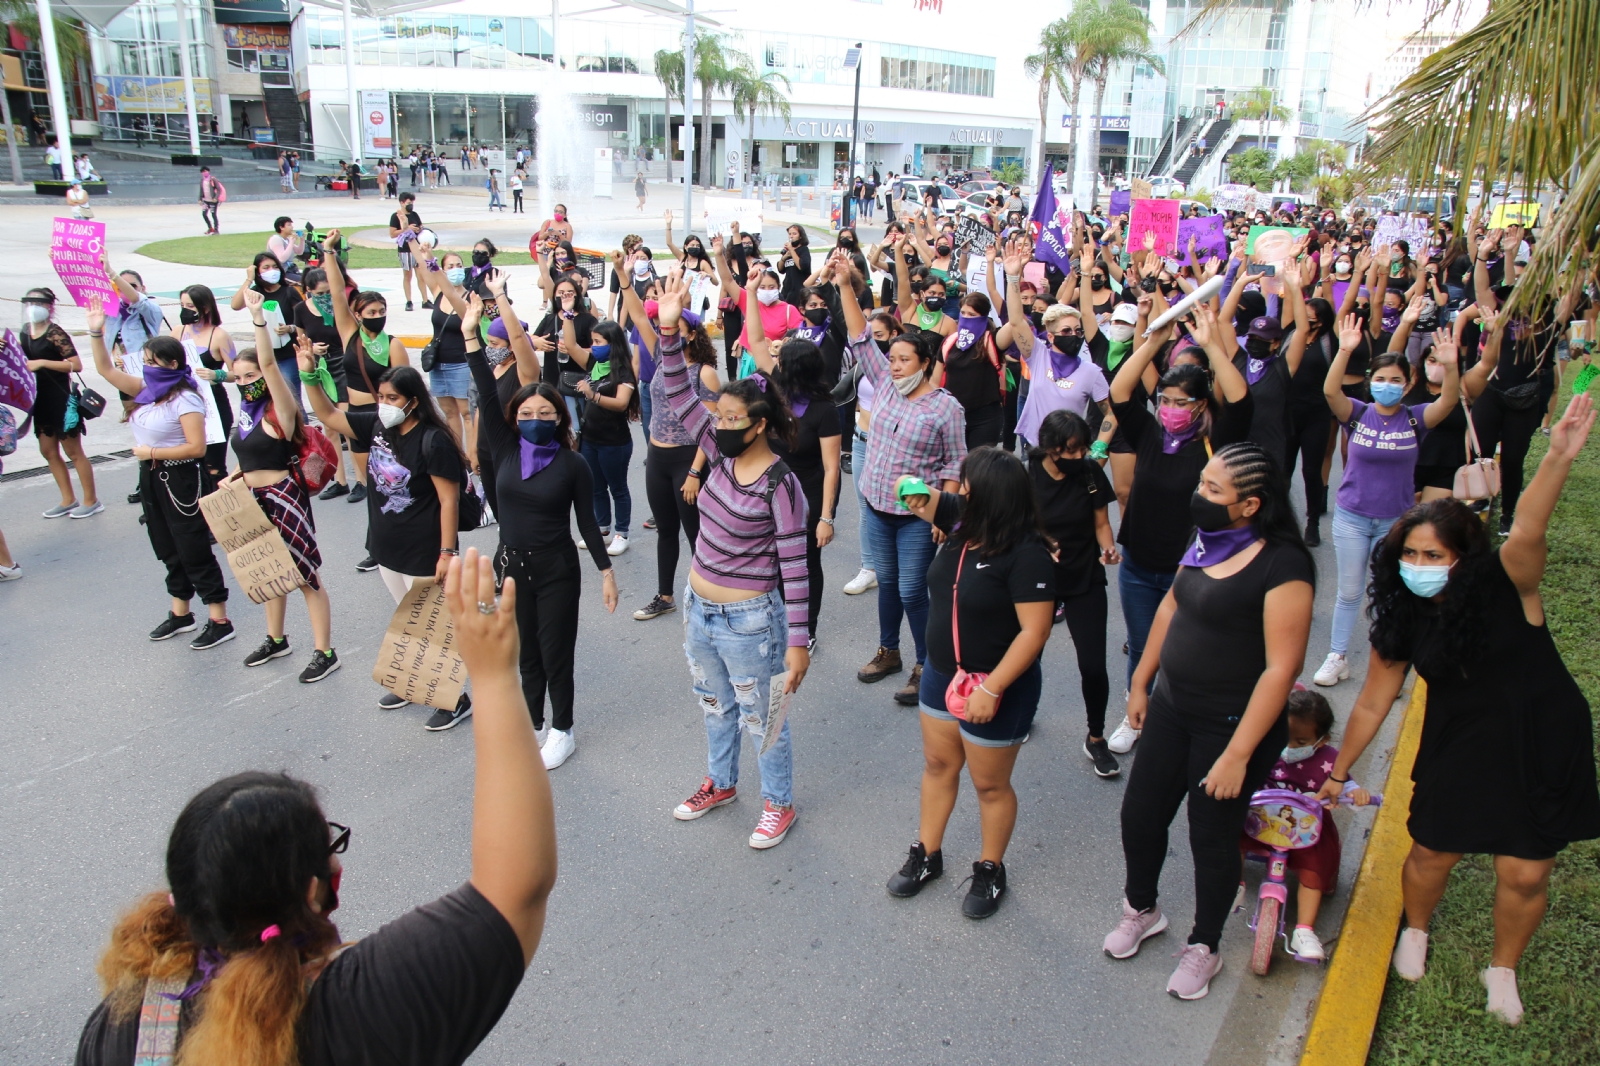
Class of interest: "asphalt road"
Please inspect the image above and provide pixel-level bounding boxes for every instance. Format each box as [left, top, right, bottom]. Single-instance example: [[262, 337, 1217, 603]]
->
[[0, 435, 1390, 1065]]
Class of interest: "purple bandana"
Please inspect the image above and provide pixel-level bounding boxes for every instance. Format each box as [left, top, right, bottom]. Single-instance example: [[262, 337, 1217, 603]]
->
[[1047, 338, 1083, 381], [1244, 353, 1277, 385], [1180, 524, 1260, 568], [133, 364, 199, 405], [1160, 423, 1202, 455], [237, 394, 269, 437], [953, 315, 988, 352], [790, 395, 810, 418], [159, 946, 226, 1002], [519, 438, 560, 479], [792, 316, 829, 345], [1380, 306, 1402, 333]]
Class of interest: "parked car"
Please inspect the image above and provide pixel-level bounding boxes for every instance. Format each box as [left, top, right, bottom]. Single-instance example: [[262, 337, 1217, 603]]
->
[[1147, 175, 1186, 197], [894, 178, 963, 215], [959, 180, 1001, 195], [1390, 193, 1455, 218], [1173, 199, 1215, 216]]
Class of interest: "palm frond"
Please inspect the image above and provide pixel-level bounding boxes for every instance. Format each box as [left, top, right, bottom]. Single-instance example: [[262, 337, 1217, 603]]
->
[[1506, 129, 1600, 319]]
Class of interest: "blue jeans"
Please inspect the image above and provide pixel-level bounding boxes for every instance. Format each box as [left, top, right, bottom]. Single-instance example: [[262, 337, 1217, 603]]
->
[[852, 431, 874, 571], [274, 349, 306, 413], [639, 384, 654, 442], [1331, 506, 1398, 656], [1119, 553, 1176, 692], [683, 587, 793, 806], [862, 504, 938, 665], [580, 437, 633, 536]]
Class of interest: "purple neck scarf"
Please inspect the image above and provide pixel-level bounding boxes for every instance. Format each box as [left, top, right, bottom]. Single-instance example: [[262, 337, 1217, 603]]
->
[[1047, 338, 1083, 381], [792, 316, 829, 345], [159, 946, 227, 1002], [519, 438, 560, 479], [953, 315, 988, 352], [1160, 422, 1202, 455], [134, 364, 198, 405], [790, 395, 811, 418], [1244, 352, 1277, 385], [237, 394, 269, 436], [1180, 524, 1260, 568]]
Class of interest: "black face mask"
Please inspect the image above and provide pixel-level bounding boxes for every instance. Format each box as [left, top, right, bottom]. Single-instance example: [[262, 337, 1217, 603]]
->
[[1028, 310, 1045, 331], [875, 337, 893, 354], [923, 295, 944, 310], [1089, 277, 1107, 291], [1052, 333, 1083, 354], [1190, 490, 1238, 533], [471, 251, 492, 268], [179, 308, 199, 325], [1246, 336, 1275, 360], [362, 314, 387, 335], [715, 426, 756, 458], [838, 238, 856, 250], [935, 244, 951, 256], [803, 307, 829, 325]]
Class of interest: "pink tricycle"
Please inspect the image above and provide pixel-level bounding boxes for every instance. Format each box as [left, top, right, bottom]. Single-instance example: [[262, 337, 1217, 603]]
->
[[1240, 787, 1381, 976]]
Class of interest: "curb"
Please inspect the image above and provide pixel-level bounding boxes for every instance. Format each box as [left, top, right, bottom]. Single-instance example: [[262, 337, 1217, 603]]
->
[[1298, 679, 1427, 1066]]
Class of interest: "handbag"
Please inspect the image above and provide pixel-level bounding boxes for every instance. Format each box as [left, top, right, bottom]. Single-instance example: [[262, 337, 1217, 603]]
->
[[72, 373, 106, 420], [419, 337, 439, 373], [943, 543, 990, 722], [1452, 398, 1501, 501]]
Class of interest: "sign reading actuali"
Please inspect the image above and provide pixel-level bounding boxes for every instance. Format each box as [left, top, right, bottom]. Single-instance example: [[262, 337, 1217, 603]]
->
[[762, 117, 1029, 145]]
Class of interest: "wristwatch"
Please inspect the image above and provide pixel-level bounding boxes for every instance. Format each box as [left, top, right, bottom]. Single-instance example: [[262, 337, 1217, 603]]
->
[[819, 516, 835, 526], [688, 467, 705, 479]]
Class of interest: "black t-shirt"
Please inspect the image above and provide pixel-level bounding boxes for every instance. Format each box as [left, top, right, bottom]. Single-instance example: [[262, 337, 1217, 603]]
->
[[477, 365, 525, 471], [769, 385, 841, 486], [532, 312, 596, 388], [924, 492, 1056, 676], [430, 306, 466, 364], [941, 334, 1002, 411], [1030, 456, 1113, 599], [345, 411, 463, 576], [293, 302, 343, 373], [1287, 330, 1333, 418], [73, 883, 523, 1066], [1406, 380, 1467, 469], [1152, 539, 1315, 720], [1233, 345, 1291, 469], [389, 207, 422, 235], [580, 376, 634, 447], [1113, 391, 1255, 572]]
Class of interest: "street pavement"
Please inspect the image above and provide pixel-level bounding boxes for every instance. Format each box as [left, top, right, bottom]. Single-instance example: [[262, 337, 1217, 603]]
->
[[0, 188, 1396, 1066]]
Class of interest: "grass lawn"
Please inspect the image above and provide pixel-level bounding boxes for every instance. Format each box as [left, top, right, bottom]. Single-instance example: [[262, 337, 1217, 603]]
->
[[1368, 375, 1600, 1064], [135, 232, 538, 271]]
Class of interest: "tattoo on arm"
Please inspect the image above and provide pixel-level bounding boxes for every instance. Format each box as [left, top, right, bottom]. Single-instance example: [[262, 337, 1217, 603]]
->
[[1101, 418, 1114, 433]]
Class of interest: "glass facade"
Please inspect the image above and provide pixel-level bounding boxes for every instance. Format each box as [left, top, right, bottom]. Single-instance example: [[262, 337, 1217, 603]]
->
[[93, 0, 210, 80], [303, 12, 553, 68], [879, 44, 995, 97], [390, 92, 538, 150], [89, 0, 214, 142]]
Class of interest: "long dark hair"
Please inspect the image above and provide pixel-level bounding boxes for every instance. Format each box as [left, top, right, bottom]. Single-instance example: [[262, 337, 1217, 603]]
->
[[771, 337, 829, 402], [589, 321, 640, 419], [139, 336, 196, 406], [1211, 442, 1314, 578], [949, 446, 1051, 558], [1157, 363, 1216, 439], [682, 319, 718, 368], [505, 381, 576, 450], [182, 284, 223, 328], [252, 252, 286, 284], [1368, 498, 1494, 669], [721, 375, 796, 449], [379, 366, 466, 461]]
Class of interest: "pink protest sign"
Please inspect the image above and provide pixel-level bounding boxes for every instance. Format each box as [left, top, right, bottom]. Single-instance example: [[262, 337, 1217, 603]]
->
[[1129, 199, 1181, 258], [0, 329, 36, 414], [49, 217, 121, 315]]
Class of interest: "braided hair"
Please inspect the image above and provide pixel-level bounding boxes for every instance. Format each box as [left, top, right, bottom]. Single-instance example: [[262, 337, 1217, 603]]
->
[[1214, 442, 1315, 580]]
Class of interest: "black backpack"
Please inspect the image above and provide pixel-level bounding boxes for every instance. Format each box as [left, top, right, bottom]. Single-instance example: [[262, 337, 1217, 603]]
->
[[426, 428, 484, 531]]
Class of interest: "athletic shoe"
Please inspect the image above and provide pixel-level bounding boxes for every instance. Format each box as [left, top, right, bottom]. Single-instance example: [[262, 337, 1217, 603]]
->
[[347, 483, 367, 504], [1498, 514, 1513, 537], [1167, 943, 1223, 1000], [633, 594, 676, 621], [1304, 516, 1321, 547], [807, 636, 817, 655], [674, 777, 736, 820], [1289, 926, 1327, 961], [643, 516, 657, 530], [69, 501, 104, 519], [576, 538, 587, 551], [887, 842, 943, 897], [606, 534, 629, 556], [425, 692, 473, 731], [405, 300, 414, 311], [1313, 652, 1349, 687], [149, 612, 197, 641], [299, 649, 341, 683], [355, 555, 379, 573], [960, 860, 1007, 919], [0, 562, 22, 581], [857, 646, 902, 683], [1482, 966, 1524, 1025], [541, 728, 575, 769], [244, 635, 292, 667], [42, 502, 77, 519], [188, 619, 236, 651], [1103, 900, 1169, 958], [748, 801, 796, 849], [1053, 600, 1066, 625], [893, 664, 923, 706], [842, 568, 878, 595], [1107, 716, 1141, 754], [1084, 735, 1121, 778], [319, 481, 349, 500], [127, 489, 142, 504], [1392, 927, 1429, 981], [421, 299, 434, 310], [378, 691, 409, 710]]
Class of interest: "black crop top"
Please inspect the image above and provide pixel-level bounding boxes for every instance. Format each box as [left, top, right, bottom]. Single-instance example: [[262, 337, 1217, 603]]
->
[[232, 413, 293, 472], [344, 333, 391, 396]]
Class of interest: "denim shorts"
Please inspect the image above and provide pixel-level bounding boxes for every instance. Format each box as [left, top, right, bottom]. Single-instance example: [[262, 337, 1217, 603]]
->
[[919, 659, 1042, 748], [430, 360, 471, 399]]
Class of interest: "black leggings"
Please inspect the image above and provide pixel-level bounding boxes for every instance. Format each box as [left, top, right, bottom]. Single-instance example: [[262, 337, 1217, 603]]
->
[[963, 402, 1004, 451], [141, 460, 229, 606], [1120, 697, 1286, 951], [1285, 407, 1331, 519], [646, 441, 701, 597], [1058, 584, 1110, 737], [1473, 387, 1544, 521], [796, 474, 826, 639], [495, 541, 581, 731], [721, 308, 743, 381]]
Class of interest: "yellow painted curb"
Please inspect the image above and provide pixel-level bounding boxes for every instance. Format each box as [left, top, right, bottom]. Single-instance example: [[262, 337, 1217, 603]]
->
[[1299, 679, 1428, 1066]]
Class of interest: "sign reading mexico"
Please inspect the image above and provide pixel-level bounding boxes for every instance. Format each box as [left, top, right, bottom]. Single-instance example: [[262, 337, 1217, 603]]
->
[[49, 218, 121, 316], [362, 90, 393, 155]]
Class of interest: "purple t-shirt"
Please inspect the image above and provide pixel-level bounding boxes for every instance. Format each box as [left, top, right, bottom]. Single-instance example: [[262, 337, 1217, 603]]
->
[[1335, 399, 1431, 519], [1015, 335, 1109, 445]]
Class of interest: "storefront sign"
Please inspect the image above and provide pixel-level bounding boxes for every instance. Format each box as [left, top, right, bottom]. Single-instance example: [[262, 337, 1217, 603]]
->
[[949, 127, 1006, 145], [361, 89, 393, 154], [212, 0, 290, 25], [92, 75, 213, 116], [1059, 115, 1132, 130], [223, 24, 290, 49], [758, 116, 1026, 148], [577, 105, 627, 130]]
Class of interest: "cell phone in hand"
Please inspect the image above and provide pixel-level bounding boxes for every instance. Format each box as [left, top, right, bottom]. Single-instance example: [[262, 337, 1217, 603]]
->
[[1246, 263, 1276, 277]]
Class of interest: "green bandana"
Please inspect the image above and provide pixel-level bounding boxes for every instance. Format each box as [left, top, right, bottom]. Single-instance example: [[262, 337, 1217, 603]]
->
[[589, 360, 611, 382], [1106, 338, 1133, 372], [305, 356, 340, 404], [914, 304, 944, 331], [361, 330, 391, 366], [311, 292, 335, 324]]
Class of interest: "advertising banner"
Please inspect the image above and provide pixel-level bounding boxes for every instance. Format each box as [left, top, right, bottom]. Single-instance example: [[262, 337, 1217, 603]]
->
[[361, 90, 393, 155], [93, 75, 212, 115]]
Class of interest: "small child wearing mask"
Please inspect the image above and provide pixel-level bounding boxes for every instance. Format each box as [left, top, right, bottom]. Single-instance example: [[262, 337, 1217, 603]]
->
[[1240, 687, 1372, 961]]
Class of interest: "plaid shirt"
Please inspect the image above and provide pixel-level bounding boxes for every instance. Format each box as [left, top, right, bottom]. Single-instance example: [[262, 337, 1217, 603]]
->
[[850, 328, 967, 514]]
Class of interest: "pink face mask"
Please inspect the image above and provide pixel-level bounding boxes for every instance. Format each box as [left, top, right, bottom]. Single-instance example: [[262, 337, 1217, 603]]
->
[[644, 299, 660, 320], [1158, 405, 1195, 433]]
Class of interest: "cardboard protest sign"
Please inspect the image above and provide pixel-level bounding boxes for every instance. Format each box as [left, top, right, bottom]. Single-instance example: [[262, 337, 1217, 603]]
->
[[759, 673, 793, 755], [1176, 213, 1227, 261], [704, 195, 764, 241], [955, 214, 996, 257], [49, 218, 121, 316], [0, 329, 37, 415], [1211, 184, 1259, 213], [964, 256, 1003, 324], [180, 339, 226, 445], [1489, 202, 1540, 228], [1129, 199, 1181, 257], [1372, 213, 1429, 253], [199, 476, 308, 604], [372, 578, 467, 710], [1131, 178, 1152, 201], [1107, 189, 1131, 217]]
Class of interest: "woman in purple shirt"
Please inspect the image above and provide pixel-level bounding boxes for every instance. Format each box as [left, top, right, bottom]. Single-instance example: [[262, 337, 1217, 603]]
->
[[1313, 315, 1460, 687]]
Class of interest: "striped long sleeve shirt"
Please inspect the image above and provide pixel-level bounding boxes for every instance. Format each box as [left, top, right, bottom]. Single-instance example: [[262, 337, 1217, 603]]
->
[[660, 331, 812, 647]]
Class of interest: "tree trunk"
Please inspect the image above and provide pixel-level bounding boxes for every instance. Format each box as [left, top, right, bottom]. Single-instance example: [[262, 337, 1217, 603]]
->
[[1036, 73, 1050, 187], [1066, 77, 1083, 186], [664, 89, 673, 183], [1089, 76, 1107, 211], [701, 81, 713, 190]]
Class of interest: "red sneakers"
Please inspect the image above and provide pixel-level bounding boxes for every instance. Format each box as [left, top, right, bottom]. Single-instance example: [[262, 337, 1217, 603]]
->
[[748, 801, 796, 849], [674, 777, 737, 821]]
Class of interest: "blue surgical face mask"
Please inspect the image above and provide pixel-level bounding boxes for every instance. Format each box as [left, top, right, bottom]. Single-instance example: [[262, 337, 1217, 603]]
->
[[589, 342, 611, 360], [1399, 560, 1452, 598], [1370, 381, 1406, 407], [517, 417, 558, 446], [445, 267, 467, 286], [1281, 742, 1322, 764]]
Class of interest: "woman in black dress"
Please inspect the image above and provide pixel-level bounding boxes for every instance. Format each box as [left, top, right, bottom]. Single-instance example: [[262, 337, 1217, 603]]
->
[[21, 287, 100, 517], [1319, 394, 1600, 1026]]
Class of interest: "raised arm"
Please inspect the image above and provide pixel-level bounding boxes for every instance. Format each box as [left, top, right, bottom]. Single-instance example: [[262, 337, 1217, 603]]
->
[[742, 272, 775, 374], [1190, 303, 1248, 403], [663, 209, 683, 259], [243, 288, 302, 436], [894, 237, 916, 317], [82, 298, 145, 397], [1078, 234, 1099, 344], [1324, 314, 1361, 423], [1111, 317, 1172, 404], [1501, 392, 1595, 594], [1386, 295, 1428, 354], [1281, 259, 1311, 377], [712, 235, 739, 300], [995, 238, 1032, 352], [1368, 245, 1391, 337], [294, 333, 355, 438], [322, 231, 358, 343], [655, 274, 715, 454], [1419, 331, 1460, 429]]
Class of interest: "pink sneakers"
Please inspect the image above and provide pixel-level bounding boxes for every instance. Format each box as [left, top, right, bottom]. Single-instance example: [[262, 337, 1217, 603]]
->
[[1392, 927, 1429, 981], [1482, 966, 1524, 1025], [1103, 900, 1170, 959], [673, 777, 737, 821], [1167, 942, 1223, 1000], [748, 801, 796, 849]]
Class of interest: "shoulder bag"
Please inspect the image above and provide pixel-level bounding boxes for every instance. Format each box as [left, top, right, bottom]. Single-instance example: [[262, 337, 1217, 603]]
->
[[72, 372, 106, 420], [1452, 398, 1500, 501], [943, 543, 989, 721]]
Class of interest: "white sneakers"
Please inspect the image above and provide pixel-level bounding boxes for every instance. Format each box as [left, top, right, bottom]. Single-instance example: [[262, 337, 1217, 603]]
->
[[1392, 927, 1429, 981], [541, 728, 575, 769], [1313, 652, 1350, 687], [606, 533, 629, 556], [1107, 716, 1141, 754], [1482, 966, 1524, 1025], [1289, 926, 1327, 961], [0, 562, 20, 582], [843, 568, 878, 595]]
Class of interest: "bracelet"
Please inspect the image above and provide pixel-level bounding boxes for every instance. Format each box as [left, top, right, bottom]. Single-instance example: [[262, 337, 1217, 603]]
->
[[819, 516, 835, 525], [88, 330, 104, 338], [1329, 772, 1350, 784], [688, 467, 705, 479], [977, 682, 1002, 699], [439, 548, 459, 556], [1005, 274, 1020, 284], [253, 321, 267, 328]]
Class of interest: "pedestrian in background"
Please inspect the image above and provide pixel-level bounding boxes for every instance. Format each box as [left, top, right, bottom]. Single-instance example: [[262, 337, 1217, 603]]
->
[[198, 166, 222, 234], [21, 287, 100, 519]]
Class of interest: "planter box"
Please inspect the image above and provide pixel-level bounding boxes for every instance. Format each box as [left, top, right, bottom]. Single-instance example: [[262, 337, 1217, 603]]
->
[[34, 181, 109, 196], [171, 154, 223, 167]]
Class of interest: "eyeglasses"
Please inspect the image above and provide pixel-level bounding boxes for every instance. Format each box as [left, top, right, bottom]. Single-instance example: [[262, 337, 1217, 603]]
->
[[1157, 395, 1201, 409], [327, 821, 351, 855], [713, 415, 753, 430], [1054, 329, 1085, 341]]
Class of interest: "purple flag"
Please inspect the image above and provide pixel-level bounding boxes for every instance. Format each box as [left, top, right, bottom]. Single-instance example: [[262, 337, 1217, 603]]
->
[[1176, 213, 1227, 261], [1108, 189, 1131, 217], [1029, 168, 1073, 272]]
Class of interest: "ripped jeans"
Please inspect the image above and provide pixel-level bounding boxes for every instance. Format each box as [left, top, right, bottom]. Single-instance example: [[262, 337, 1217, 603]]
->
[[683, 586, 793, 807]]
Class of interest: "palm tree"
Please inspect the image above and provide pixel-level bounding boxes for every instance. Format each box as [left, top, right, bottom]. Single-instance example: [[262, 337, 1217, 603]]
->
[[690, 33, 740, 189], [1232, 85, 1291, 156], [653, 48, 683, 184], [728, 62, 790, 192], [1024, 20, 1075, 184], [1082, 0, 1164, 209]]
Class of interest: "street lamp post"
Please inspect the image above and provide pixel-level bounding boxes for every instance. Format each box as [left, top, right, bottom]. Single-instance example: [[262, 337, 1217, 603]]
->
[[682, 0, 694, 230], [173, 0, 202, 156], [32, 0, 72, 164], [841, 43, 862, 229]]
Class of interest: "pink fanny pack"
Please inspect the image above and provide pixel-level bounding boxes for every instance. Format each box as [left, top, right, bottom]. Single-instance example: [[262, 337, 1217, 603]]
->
[[944, 543, 988, 720]]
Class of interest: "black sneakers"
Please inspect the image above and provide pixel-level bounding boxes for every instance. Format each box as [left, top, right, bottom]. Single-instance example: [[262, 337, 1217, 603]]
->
[[961, 860, 1007, 920], [632, 594, 676, 621], [319, 481, 349, 501], [149, 612, 197, 641], [378, 691, 410, 710], [189, 619, 236, 651], [1084, 735, 1121, 778], [347, 483, 368, 504], [887, 842, 943, 898], [424, 692, 473, 731], [355, 554, 379, 573], [405, 300, 415, 311], [244, 635, 292, 666], [299, 649, 341, 683], [1304, 516, 1322, 548]]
